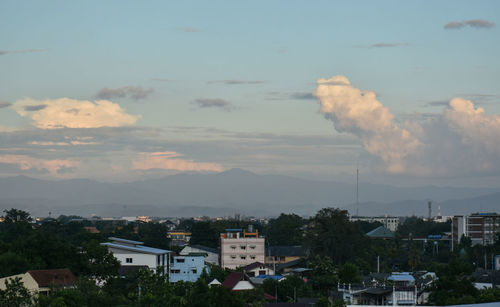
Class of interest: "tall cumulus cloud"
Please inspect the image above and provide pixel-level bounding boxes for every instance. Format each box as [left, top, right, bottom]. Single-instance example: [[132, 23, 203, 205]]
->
[[316, 76, 500, 176]]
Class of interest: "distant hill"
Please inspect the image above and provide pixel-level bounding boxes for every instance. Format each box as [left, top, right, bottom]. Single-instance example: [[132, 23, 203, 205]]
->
[[0, 169, 498, 217]]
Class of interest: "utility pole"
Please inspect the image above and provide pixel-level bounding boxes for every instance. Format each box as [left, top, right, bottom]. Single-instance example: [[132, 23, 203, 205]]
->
[[356, 163, 359, 216]]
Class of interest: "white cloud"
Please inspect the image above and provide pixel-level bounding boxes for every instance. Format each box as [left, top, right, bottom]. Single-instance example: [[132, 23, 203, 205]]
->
[[12, 97, 140, 129], [315, 76, 422, 173], [316, 76, 500, 176]]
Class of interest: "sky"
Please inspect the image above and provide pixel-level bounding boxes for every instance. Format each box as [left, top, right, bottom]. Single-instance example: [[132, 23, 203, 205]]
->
[[1, 1, 499, 187]]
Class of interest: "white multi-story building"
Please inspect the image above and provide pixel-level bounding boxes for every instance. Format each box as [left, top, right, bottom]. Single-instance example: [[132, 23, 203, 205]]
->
[[349, 215, 400, 232], [219, 227, 265, 269], [452, 213, 500, 249], [101, 237, 171, 275]]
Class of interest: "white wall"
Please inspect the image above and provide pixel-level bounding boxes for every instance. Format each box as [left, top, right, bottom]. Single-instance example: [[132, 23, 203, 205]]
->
[[108, 248, 158, 269], [220, 237, 265, 269]]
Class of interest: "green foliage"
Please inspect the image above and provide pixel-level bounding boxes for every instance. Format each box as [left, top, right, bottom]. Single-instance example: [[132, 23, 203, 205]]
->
[[429, 259, 479, 305], [397, 217, 450, 238], [264, 213, 305, 246], [304, 208, 367, 265], [338, 263, 361, 284], [2, 208, 32, 223]]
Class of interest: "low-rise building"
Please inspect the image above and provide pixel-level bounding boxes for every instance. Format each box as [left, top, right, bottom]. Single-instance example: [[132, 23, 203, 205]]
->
[[265, 246, 305, 266], [219, 226, 265, 269], [168, 230, 192, 247], [169, 254, 208, 283], [222, 272, 255, 291], [243, 262, 275, 277], [0, 269, 76, 295], [101, 237, 171, 275], [180, 244, 219, 265]]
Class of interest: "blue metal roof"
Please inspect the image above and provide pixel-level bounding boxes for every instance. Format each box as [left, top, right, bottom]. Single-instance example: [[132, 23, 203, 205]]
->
[[255, 275, 284, 280], [225, 228, 242, 232], [388, 273, 415, 282], [101, 242, 171, 255]]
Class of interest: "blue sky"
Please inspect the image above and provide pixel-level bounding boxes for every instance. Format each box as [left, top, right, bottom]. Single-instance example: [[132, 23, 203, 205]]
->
[[1, 1, 499, 186]]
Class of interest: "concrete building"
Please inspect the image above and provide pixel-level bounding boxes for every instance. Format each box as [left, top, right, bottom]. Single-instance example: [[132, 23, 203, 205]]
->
[[101, 237, 171, 275], [169, 254, 208, 283], [180, 244, 219, 265], [451, 213, 500, 249], [0, 269, 76, 296], [219, 227, 265, 269], [349, 215, 400, 232]]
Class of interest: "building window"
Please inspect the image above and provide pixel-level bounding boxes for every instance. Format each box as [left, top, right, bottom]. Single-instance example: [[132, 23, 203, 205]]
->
[[126, 258, 133, 263], [230, 245, 236, 249], [231, 255, 236, 259], [192, 269, 197, 274], [176, 258, 185, 263], [250, 255, 256, 259], [240, 245, 246, 249], [249, 245, 256, 249], [171, 269, 180, 274], [240, 255, 246, 260]]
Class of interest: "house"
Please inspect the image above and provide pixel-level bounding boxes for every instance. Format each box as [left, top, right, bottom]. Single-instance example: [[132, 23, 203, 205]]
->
[[266, 246, 305, 266], [366, 226, 395, 239], [180, 244, 219, 265], [208, 278, 221, 287], [219, 226, 265, 269], [168, 230, 192, 247], [0, 268, 76, 295], [169, 253, 209, 283], [222, 272, 255, 291], [243, 262, 275, 277], [101, 237, 171, 275]]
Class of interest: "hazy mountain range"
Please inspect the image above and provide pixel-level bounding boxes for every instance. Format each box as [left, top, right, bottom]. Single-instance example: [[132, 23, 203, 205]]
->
[[0, 168, 498, 218]]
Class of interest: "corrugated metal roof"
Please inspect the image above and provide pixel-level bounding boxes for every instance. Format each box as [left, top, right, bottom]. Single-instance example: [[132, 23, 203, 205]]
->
[[108, 237, 144, 245], [101, 242, 171, 255]]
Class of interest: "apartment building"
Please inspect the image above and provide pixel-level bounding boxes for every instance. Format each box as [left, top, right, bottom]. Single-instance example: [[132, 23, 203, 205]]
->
[[452, 213, 500, 249], [219, 226, 265, 269]]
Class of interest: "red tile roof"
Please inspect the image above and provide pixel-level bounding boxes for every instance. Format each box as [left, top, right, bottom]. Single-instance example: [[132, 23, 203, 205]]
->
[[27, 268, 76, 288], [222, 272, 245, 289]]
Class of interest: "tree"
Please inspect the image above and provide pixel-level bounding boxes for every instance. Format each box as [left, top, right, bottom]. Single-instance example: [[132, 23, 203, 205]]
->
[[304, 208, 367, 265], [0, 277, 34, 307], [264, 213, 305, 246], [2, 209, 32, 223], [78, 240, 120, 281], [338, 263, 361, 284]]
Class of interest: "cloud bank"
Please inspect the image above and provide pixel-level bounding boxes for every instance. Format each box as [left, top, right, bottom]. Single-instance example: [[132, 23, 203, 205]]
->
[[96, 86, 153, 100], [132, 151, 223, 172], [13, 98, 139, 129], [0, 155, 79, 175], [444, 19, 495, 29], [316, 76, 500, 176]]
